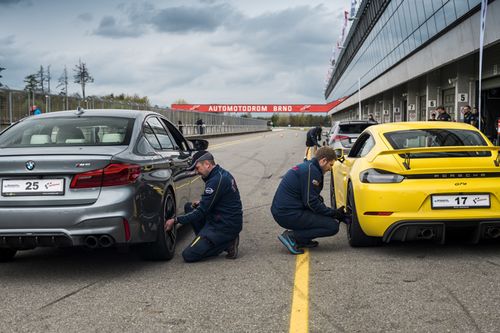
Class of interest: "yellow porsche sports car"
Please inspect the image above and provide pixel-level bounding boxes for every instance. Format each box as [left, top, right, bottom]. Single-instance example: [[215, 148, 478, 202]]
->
[[330, 121, 500, 246]]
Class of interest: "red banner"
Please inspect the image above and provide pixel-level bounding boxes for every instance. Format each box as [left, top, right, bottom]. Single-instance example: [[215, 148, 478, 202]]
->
[[171, 97, 347, 113]]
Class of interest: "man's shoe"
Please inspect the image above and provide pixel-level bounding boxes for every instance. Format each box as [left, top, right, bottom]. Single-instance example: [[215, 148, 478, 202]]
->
[[297, 240, 319, 248], [225, 235, 239, 259], [278, 230, 304, 255]]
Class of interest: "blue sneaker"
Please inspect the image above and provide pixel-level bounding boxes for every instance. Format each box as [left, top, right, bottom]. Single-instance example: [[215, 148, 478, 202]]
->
[[278, 230, 304, 255]]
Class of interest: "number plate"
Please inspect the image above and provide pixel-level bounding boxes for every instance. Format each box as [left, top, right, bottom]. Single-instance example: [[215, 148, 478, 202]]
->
[[2, 179, 65, 196], [431, 194, 490, 209]]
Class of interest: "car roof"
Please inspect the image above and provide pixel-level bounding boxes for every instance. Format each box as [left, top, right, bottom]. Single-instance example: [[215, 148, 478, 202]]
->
[[337, 120, 377, 125], [368, 121, 480, 135], [29, 109, 158, 119]]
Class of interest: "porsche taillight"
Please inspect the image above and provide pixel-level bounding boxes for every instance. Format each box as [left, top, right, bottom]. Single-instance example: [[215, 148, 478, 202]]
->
[[70, 163, 141, 189]]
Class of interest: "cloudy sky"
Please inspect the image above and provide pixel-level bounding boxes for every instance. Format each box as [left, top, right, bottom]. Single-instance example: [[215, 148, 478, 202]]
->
[[0, 0, 349, 107]]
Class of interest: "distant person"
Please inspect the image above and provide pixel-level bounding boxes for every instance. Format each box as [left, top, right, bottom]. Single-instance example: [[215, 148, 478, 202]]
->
[[271, 147, 347, 254], [30, 105, 42, 116], [428, 113, 436, 121], [305, 126, 322, 159], [196, 118, 204, 134], [471, 107, 481, 128], [368, 113, 377, 123], [462, 105, 478, 127], [436, 106, 451, 121], [178, 120, 183, 134]]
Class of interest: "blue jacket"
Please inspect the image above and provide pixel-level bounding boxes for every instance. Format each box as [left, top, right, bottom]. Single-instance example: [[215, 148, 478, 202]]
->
[[271, 158, 336, 219], [177, 165, 242, 242]]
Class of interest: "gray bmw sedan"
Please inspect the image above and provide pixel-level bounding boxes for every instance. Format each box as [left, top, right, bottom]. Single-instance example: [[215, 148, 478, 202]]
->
[[0, 109, 207, 261]]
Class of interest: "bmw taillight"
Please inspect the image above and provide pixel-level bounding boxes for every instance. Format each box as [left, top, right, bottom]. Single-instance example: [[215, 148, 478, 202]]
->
[[70, 163, 141, 189]]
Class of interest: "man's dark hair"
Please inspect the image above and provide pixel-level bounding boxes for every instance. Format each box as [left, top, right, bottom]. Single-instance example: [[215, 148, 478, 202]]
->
[[436, 105, 445, 111], [315, 147, 337, 161]]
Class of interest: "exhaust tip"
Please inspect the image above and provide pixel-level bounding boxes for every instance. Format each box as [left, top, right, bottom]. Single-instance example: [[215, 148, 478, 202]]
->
[[418, 228, 434, 240], [98, 235, 114, 248], [486, 227, 500, 239], [84, 236, 98, 249]]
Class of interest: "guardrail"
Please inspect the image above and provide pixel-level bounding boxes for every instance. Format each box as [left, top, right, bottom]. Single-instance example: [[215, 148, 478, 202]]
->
[[0, 88, 269, 135]]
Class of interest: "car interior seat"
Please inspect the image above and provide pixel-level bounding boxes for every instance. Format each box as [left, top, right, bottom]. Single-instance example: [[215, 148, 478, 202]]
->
[[56, 127, 85, 144]]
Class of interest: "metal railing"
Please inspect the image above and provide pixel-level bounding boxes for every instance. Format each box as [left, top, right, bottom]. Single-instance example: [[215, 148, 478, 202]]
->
[[0, 88, 269, 136]]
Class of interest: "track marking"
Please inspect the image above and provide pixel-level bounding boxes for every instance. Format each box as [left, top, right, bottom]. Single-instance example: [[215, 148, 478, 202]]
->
[[210, 132, 281, 150], [289, 249, 310, 333]]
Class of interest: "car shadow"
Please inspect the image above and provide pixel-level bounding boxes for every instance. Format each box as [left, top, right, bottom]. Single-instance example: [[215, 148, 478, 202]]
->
[[0, 224, 195, 282]]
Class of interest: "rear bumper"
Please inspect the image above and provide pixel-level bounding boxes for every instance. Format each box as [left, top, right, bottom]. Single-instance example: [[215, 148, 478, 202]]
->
[[0, 186, 157, 248], [383, 219, 500, 244], [0, 216, 127, 248]]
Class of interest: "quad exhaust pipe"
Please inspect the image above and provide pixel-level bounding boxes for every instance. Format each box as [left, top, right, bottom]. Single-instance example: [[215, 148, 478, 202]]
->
[[84, 235, 115, 248], [98, 235, 113, 248], [84, 235, 99, 249]]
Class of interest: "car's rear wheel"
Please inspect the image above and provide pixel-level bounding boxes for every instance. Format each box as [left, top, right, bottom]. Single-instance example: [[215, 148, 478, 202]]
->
[[139, 189, 177, 261], [0, 248, 17, 262], [330, 171, 337, 209], [346, 183, 381, 247]]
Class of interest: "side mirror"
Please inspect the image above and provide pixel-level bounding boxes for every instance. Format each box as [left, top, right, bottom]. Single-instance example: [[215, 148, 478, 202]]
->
[[189, 139, 209, 151], [334, 148, 345, 163]]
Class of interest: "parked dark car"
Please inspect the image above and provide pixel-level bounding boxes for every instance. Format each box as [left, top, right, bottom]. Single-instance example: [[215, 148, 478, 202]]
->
[[0, 109, 208, 261]]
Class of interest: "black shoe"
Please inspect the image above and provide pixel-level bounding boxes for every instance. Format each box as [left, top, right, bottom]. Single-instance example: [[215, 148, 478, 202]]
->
[[297, 240, 319, 248], [225, 235, 239, 259]]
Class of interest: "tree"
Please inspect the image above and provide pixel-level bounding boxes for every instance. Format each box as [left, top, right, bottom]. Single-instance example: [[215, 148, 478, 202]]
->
[[37, 65, 45, 94], [57, 66, 69, 109], [173, 98, 188, 104], [24, 74, 39, 91], [0, 65, 5, 87], [73, 59, 93, 100], [46, 65, 51, 94], [101, 93, 150, 106]]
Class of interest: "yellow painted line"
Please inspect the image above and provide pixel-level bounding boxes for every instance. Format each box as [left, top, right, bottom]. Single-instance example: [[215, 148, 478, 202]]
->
[[289, 249, 310, 333]]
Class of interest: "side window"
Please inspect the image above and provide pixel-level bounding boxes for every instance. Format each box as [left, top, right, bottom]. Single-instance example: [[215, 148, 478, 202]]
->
[[144, 123, 161, 150], [357, 136, 375, 157], [160, 118, 190, 151], [147, 117, 175, 150], [349, 133, 375, 158]]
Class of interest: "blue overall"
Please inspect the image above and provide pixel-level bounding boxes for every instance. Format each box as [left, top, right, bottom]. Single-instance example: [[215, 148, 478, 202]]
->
[[177, 165, 243, 262], [271, 158, 339, 244]]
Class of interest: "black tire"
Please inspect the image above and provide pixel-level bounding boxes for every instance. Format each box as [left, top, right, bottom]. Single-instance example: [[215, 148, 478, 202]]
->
[[330, 171, 337, 209], [0, 248, 17, 262], [139, 189, 177, 261], [346, 183, 381, 247]]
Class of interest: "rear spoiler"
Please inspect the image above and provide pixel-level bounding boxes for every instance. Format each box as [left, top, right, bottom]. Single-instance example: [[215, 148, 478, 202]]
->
[[371, 146, 500, 169]]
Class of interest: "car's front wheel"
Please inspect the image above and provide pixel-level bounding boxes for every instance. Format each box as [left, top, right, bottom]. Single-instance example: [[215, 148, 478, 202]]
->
[[346, 183, 381, 247], [139, 189, 177, 261], [0, 248, 17, 262]]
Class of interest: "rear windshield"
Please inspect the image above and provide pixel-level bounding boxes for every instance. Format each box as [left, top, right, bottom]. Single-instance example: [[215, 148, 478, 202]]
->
[[384, 129, 490, 158], [339, 123, 373, 134], [0, 116, 135, 148]]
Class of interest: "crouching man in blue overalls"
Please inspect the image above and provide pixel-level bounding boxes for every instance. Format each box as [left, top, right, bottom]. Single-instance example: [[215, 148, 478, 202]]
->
[[165, 151, 242, 262], [271, 147, 347, 255]]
